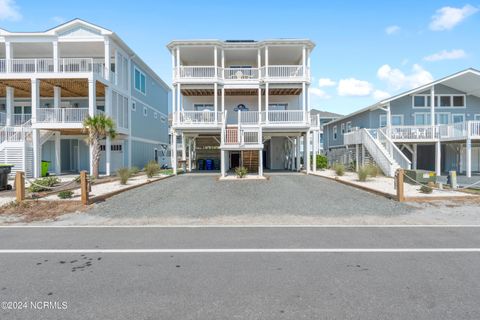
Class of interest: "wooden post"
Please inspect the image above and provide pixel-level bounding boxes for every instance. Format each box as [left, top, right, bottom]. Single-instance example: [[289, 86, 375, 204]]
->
[[15, 171, 25, 202], [80, 170, 89, 205], [396, 169, 405, 202]]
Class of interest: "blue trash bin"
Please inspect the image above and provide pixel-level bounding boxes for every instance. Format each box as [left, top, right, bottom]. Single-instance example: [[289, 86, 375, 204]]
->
[[205, 159, 213, 170]]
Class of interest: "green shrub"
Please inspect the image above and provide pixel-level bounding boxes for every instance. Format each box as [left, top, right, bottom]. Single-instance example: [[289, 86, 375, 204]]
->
[[311, 155, 328, 169], [57, 190, 73, 199], [420, 185, 433, 194], [357, 166, 369, 182], [235, 166, 248, 178], [28, 176, 60, 193], [144, 161, 160, 178], [333, 163, 345, 176], [129, 166, 141, 175], [366, 164, 380, 177], [117, 167, 132, 185]]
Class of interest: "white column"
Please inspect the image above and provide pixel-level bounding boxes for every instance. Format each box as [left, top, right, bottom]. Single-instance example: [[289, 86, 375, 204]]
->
[[172, 84, 176, 125], [361, 144, 365, 166], [181, 132, 186, 162], [105, 86, 112, 175], [355, 144, 360, 172], [177, 83, 181, 123], [214, 83, 218, 123], [214, 46, 218, 78], [53, 86, 61, 108], [258, 87, 262, 124], [5, 42, 11, 73], [313, 131, 317, 172], [171, 50, 176, 82], [302, 82, 306, 117], [306, 131, 311, 173], [265, 46, 269, 77], [31, 79, 39, 124], [53, 41, 59, 73], [188, 138, 192, 172], [88, 79, 96, 117], [430, 86, 435, 131], [435, 141, 441, 176], [220, 149, 226, 177], [221, 86, 225, 113], [302, 45, 306, 76], [258, 149, 263, 177], [221, 48, 225, 79], [413, 144, 418, 170], [172, 130, 177, 175], [176, 47, 180, 78], [386, 103, 391, 137], [104, 38, 111, 81], [466, 139, 472, 178], [265, 82, 269, 123], [32, 129, 40, 178], [5, 87, 14, 126], [296, 136, 301, 171], [54, 131, 61, 175]]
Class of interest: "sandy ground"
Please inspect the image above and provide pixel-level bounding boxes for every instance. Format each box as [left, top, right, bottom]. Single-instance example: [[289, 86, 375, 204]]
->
[[314, 170, 474, 198]]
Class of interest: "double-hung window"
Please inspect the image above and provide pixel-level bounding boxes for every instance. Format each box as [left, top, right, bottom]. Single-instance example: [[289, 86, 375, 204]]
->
[[391, 115, 403, 126], [134, 67, 146, 95], [414, 113, 430, 125], [333, 126, 338, 140]]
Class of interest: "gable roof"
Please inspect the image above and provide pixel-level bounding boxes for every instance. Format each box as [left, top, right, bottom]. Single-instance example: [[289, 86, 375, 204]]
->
[[310, 109, 343, 119], [325, 68, 480, 127]]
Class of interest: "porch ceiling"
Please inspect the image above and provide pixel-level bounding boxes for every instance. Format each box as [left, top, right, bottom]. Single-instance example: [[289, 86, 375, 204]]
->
[[0, 79, 105, 98], [181, 88, 301, 96]]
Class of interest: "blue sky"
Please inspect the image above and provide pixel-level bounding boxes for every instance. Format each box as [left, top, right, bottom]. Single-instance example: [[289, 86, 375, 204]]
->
[[1, 0, 479, 115]]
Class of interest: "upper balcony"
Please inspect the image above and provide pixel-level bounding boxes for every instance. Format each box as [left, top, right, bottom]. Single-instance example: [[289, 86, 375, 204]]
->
[[173, 65, 309, 83]]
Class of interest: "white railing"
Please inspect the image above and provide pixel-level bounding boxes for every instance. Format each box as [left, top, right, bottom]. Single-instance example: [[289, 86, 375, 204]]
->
[[36, 108, 89, 123], [9, 58, 54, 73], [265, 110, 305, 124], [469, 121, 480, 138], [437, 123, 466, 139], [239, 111, 259, 124], [177, 111, 222, 125], [243, 130, 260, 144], [12, 114, 32, 126], [362, 129, 397, 177], [59, 58, 104, 75], [0, 59, 5, 73], [223, 68, 259, 80], [344, 130, 362, 145], [0, 126, 31, 144], [176, 66, 218, 79], [378, 129, 411, 170], [263, 65, 305, 78], [389, 125, 437, 140]]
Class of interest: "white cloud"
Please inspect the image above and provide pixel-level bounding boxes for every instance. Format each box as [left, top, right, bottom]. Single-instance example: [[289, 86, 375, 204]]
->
[[429, 4, 478, 31], [377, 64, 433, 91], [373, 90, 391, 101], [385, 25, 400, 35], [0, 0, 21, 21], [318, 78, 336, 87], [310, 87, 331, 99], [424, 49, 467, 62], [337, 78, 374, 97]]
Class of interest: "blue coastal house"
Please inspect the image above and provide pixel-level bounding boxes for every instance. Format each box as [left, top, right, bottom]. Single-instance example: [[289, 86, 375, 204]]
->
[[323, 69, 480, 178]]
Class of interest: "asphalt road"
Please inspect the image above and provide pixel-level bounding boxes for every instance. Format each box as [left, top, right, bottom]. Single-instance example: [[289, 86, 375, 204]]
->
[[1, 226, 480, 320]]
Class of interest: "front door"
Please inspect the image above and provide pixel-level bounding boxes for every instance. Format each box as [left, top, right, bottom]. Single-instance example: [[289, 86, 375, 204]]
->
[[230, 152, 240, 169]]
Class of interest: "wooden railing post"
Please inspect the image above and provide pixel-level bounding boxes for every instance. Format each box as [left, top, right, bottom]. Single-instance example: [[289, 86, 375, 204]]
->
[[15, 171, 25, 203], [80, 170, 89, 205], [396, 169, 405, 202]]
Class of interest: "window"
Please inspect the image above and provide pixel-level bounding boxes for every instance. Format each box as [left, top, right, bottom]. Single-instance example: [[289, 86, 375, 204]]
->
[[413, 95, 426, 108], [379, 114, 387, 127], [453, 95, 465, 107], [134, 67, 146, 95], [341, 123, 345, 134], [143, 106, 147, 117], [100, 145, 122, 152], [132, 102, 136, 111], [346, 122, 352, 133], [440, 96, 451, 107], [414, 113, 430, 125], [333, 126, 337, 140], [194, 104, 214, 111], [391, 115, 404, 126], [154, 112, 158, 119], [436, 113, 449, 125], [452, 114, 465, 123], [475, 114, 480, 121]]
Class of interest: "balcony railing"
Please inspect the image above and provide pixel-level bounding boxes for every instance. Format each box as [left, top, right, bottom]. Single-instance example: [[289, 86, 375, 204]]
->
[[177, 111, 223, 125], [223, 128, 261, 146], [8, 59, 54, 73], [13, 114, 32, 126], [382, 121, 480, 141], [174, 65, 308, 81], [263, 110, 305, 124], [36, 108, 89, 124]]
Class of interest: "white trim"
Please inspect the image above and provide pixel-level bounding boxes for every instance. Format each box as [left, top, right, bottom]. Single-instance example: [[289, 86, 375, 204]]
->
[[452, 113, 465, 123], [379, 114, 387, 127], [391, 114, 404, 126], [131, 135, 168, 145], [340, 123, 345, 134], [435, 112, 450, 124], [346, 121, 352, 133], [133, 66, 147, 95], [413, 112, 431, 125]]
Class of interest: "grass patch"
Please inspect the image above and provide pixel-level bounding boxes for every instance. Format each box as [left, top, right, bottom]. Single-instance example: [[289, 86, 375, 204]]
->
[[357, 166, 369, 182], [0, 200, 87, 223], [144, 161, 160, 178], [332, 163, 345, 176], [57, 190, 74, 199], [117, 167, 132, 185]]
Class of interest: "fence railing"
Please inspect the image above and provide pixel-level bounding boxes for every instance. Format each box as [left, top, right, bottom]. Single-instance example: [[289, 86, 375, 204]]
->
[[0, 59, 6, 73], [36, 108, 89, 123], [177, 111, 222, 124], [176, 66, 218, 79], [264, 110, 305, 124], [239, 111, 259, 124], [388, 125, 437, 140], [0, 126, 31, 144], [469, 121, 480, 138], [243, 130, 260, 144], [224, 128, 239, 144], [12, 114, 32, 126], [263, 65, 305, 78], [224, 68, 259, 80], [378, 129, 411, 170], [8, 59, 54, 73]]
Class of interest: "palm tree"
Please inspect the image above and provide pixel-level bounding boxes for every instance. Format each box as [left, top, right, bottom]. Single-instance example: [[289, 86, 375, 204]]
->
[[83, 114, 117, 178]]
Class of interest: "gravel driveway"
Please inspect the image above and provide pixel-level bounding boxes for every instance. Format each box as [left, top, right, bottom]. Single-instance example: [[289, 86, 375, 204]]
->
[[88, 173, 413, 219]]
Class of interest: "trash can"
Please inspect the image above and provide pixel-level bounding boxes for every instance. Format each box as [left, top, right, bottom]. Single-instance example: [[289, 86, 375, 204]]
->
[[213, 159, 220, 170], [205, 159, 213, 170], [0, 164, 14, 191], [197, 159, 205, 170], [41, 160, 51, 177]]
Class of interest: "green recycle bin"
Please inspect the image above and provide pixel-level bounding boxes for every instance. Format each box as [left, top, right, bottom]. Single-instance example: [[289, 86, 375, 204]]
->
[[41, 160, 51, 177]]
